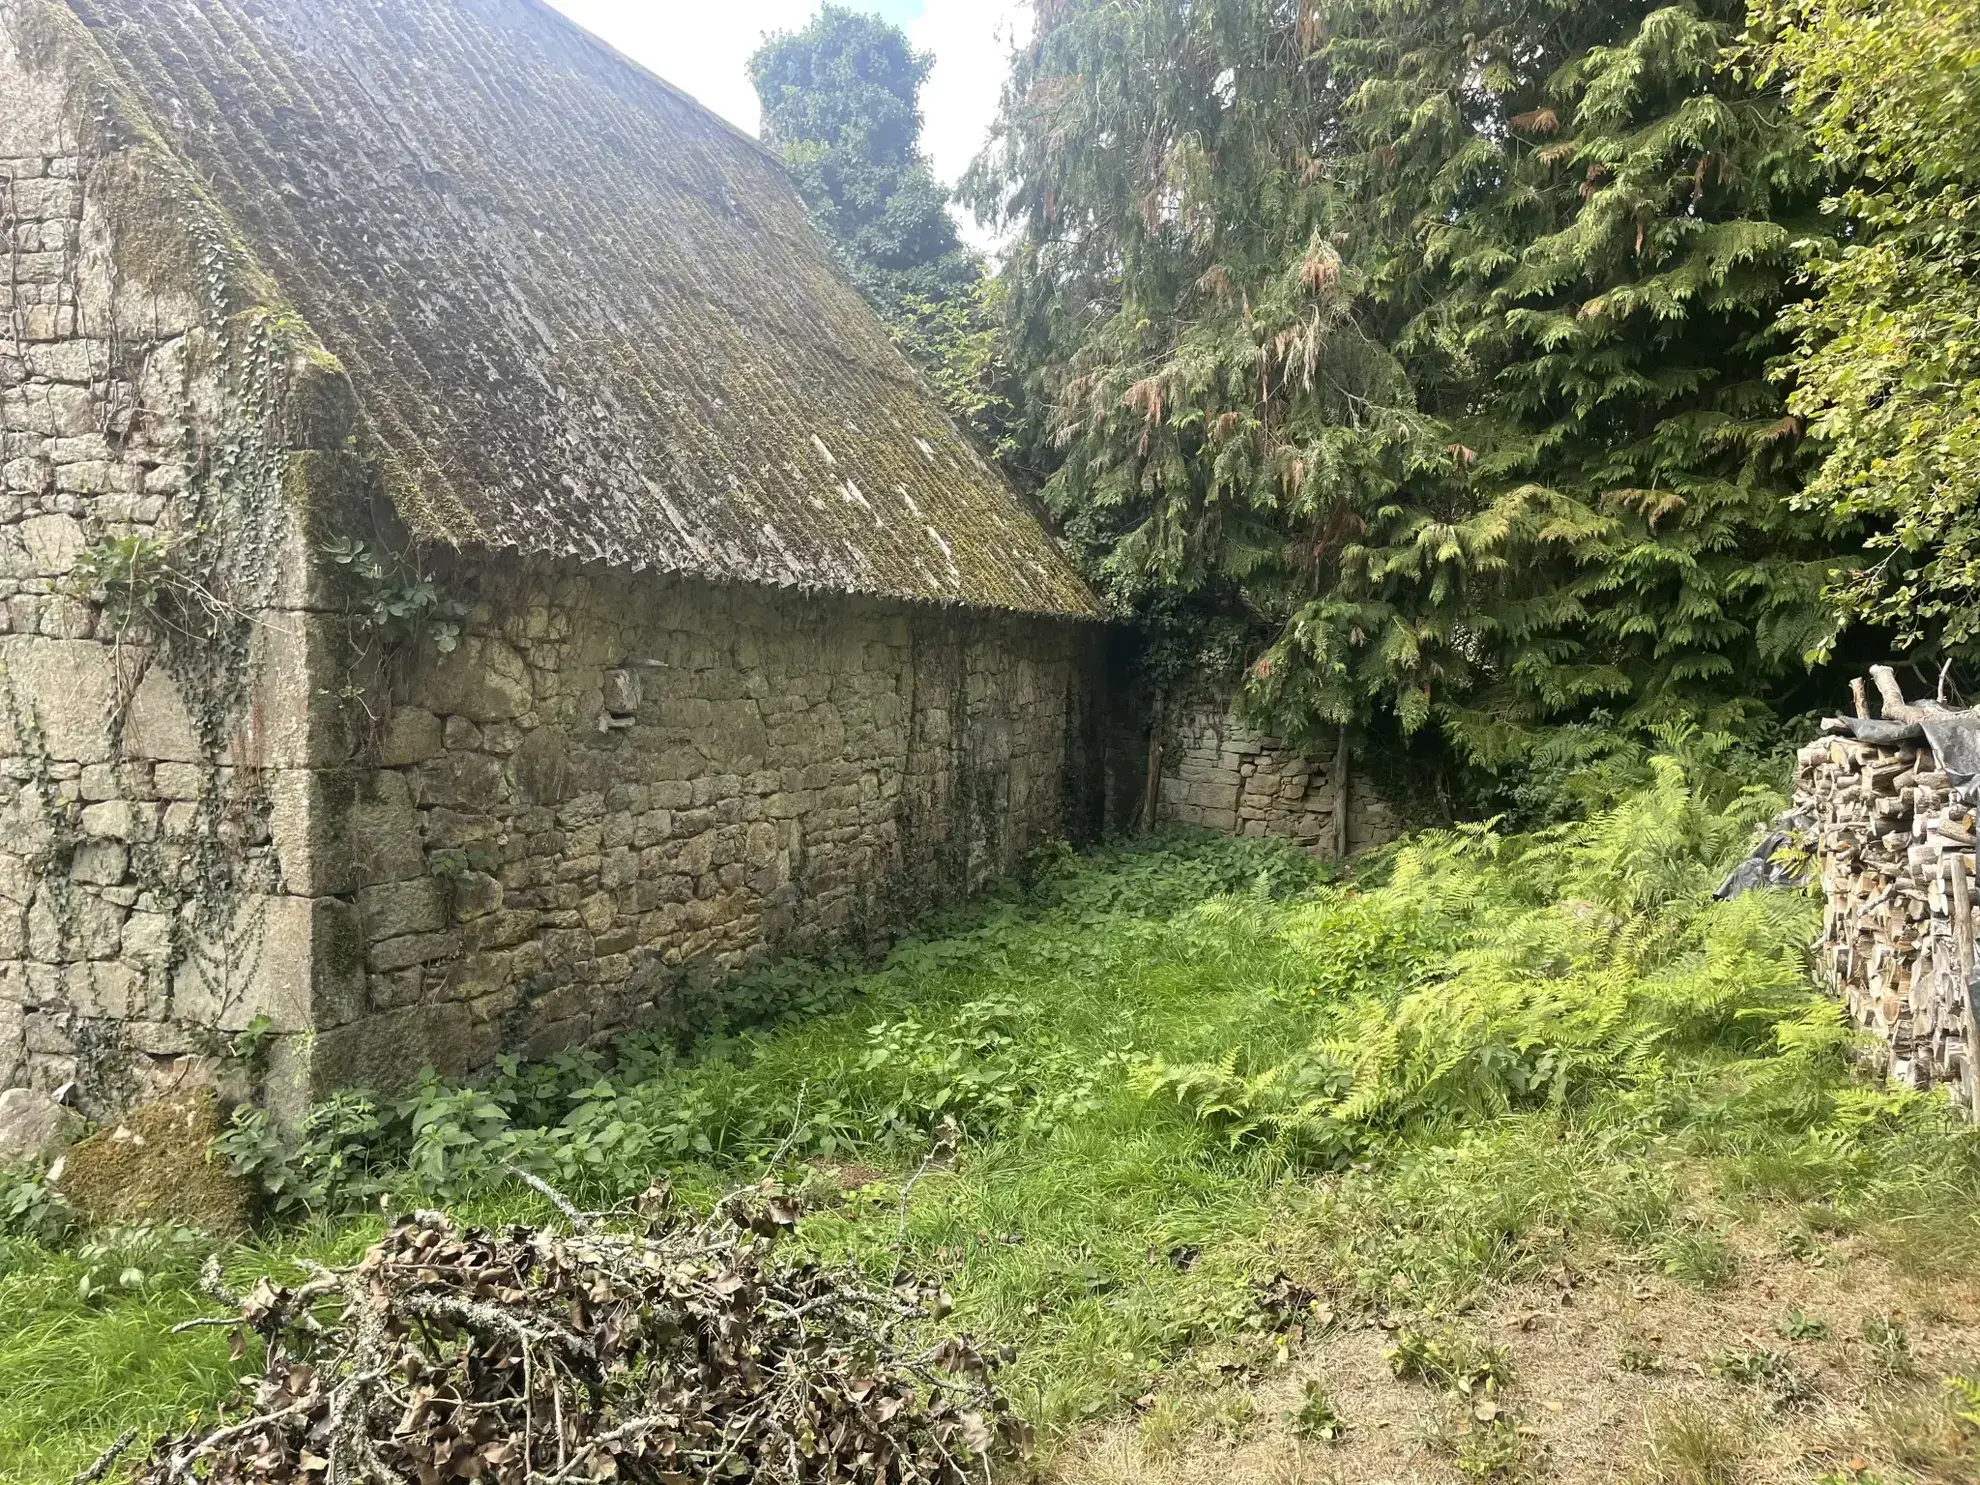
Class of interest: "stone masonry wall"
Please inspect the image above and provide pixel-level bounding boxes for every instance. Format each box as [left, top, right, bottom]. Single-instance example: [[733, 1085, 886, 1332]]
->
[[1157, 704, 1399, 858], [1, 8, 339, 1120], [301, 565, 1105, 1097]]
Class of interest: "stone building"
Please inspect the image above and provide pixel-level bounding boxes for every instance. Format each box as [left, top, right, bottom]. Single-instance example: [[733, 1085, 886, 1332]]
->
[[0, 0, 1114, 1117]]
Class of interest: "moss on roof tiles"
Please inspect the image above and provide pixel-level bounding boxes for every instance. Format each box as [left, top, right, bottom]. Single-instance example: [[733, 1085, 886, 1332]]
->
[[51, 0, 1102, 618]]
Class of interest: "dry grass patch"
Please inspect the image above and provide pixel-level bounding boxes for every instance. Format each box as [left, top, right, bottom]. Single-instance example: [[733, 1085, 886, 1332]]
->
[[1045, 1207, 1980, 1485]]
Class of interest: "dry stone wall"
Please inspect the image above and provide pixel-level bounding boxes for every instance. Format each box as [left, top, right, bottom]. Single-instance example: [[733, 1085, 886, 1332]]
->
[[1156, 705, 1398, 858], [304, 568, 1105, 1098]]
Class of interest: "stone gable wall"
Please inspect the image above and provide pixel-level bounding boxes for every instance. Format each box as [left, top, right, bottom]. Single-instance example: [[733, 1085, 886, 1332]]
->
[[1157, 705, 1399, 858], [0, 11, 336, 1118], [304, 569, 1105, 1097]]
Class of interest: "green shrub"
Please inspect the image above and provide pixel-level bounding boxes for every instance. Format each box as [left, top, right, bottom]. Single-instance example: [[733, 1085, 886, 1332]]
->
[[0, 1166, 73, 1245]]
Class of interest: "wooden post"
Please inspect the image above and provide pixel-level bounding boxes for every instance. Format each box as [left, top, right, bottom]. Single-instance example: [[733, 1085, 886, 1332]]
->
[[1140, 694, 1166, 835], [1950, 851, 1980, 1120], [1333, 728, 1351, 863]]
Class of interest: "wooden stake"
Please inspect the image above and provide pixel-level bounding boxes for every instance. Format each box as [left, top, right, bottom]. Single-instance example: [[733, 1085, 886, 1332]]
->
[[1140, 695, 1166, 835], [1333, 728, 1351, 863]]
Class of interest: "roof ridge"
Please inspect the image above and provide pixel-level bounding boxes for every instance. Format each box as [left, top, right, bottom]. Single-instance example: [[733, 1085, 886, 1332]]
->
[[509, 0, 779, 165]]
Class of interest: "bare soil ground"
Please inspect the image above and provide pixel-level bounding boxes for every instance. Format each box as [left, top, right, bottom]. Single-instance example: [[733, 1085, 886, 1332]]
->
[[1050, 1211, 1980, 1485]]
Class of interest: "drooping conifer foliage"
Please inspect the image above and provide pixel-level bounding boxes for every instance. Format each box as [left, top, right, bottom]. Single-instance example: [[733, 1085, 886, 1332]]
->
[[1752, 0, 1980, 659], [976, 1, 1865, 763]]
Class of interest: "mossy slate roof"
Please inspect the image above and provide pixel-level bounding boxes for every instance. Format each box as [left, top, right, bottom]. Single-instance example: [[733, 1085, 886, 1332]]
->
[[61, 0, 1101, 618]]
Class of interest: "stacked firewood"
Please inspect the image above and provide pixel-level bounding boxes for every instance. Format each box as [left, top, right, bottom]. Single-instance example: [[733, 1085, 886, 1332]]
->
[[1794, 667, 1980, 1116]]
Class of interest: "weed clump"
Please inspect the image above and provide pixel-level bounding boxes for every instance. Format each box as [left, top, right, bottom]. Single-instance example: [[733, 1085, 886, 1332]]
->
[[1860, 1312, 1916, 1380], [1658, 1231, 1740, 1288], [1284, 1378, 1347, 1441], [1385, 1326, 1514, 1397], [1629, 1402, 1750, 1485], [1711, 1344, 1818, 1409], [1453, 1416, 1538, 1482], [1778, 1307, 1831, 1341]]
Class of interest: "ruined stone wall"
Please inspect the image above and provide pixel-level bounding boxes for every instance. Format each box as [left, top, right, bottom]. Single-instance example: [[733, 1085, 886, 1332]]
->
[[1156, 705, 1399, 858], [303, 567, 1105, 1096]]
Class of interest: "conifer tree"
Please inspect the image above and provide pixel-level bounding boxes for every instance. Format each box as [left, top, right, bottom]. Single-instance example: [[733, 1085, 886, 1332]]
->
[[976, 1, 1863, 762]]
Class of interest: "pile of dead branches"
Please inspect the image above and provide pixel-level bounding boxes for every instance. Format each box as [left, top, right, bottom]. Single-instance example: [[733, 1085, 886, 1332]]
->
[[129, 1177, 1027, 1484]]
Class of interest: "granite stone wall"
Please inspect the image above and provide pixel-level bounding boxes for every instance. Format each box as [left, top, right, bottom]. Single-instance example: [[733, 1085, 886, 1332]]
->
[[1157, 705, 1399, 858], [0, 11, 337, 1119], [303, 567, 1106, 1098]]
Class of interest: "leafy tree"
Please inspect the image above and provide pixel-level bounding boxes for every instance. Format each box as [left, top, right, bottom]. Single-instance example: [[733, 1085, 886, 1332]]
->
[[975, 1, 1864, 764], [751, 5, 967, 298], [752, 7, 1018, 451], [1751, 0, 1980, 659]]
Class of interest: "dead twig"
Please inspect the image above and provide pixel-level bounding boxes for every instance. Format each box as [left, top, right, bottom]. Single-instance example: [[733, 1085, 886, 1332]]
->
[[71, 1429, 137, 1485]]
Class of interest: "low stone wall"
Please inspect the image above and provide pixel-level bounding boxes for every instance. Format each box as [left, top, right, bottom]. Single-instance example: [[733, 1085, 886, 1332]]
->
[[1156, 705, 1398, 859], [1794, 674, 1980, 1114]]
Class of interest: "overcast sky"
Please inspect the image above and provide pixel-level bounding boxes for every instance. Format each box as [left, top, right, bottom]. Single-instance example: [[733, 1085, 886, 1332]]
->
[[541, 1, 1030, 243]]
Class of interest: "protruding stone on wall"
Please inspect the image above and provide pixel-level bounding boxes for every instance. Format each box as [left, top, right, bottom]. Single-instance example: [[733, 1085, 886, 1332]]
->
[[1155, 704, 1398, 858], [0, 1083, 83, 1164]]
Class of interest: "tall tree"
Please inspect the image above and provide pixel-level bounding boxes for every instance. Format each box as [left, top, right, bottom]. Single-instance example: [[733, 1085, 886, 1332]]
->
[[752, 7, 1017, 453], [751, 5, 968, 301], [1752, 0, 1980, 662], [975, 1, 1863, 763]]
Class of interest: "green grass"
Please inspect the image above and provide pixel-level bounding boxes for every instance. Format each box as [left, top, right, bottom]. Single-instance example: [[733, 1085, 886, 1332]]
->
[[6, 753, 1980, 1482]]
